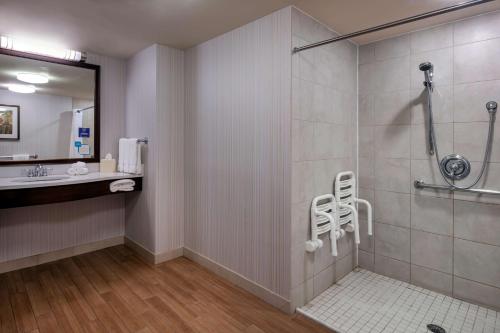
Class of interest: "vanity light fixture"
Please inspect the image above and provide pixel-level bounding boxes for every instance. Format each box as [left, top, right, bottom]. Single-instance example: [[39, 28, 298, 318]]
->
[[7, 84, 36, 94], [17, 73, 49, 84], [0, 35, 86, 62]]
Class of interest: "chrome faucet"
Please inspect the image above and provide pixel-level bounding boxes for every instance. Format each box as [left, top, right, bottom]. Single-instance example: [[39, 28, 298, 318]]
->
[[26, 164, 48, 177]]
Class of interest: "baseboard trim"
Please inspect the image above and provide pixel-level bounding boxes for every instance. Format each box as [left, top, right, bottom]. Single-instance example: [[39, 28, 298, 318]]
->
[[124, 237, 183, 264], [183, 247, 291, 312], [0, 236, 124, 274]]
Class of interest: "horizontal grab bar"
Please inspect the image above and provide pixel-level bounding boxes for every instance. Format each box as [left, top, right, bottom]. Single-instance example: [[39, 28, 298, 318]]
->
[[414, 180, 500, 196]]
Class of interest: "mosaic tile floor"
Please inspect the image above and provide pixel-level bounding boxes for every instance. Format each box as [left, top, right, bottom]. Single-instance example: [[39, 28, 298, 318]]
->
[[298, 269, 500, 333]]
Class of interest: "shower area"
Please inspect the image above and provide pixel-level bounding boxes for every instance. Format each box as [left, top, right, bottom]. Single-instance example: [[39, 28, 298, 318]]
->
[[290, 4, 500, 333]]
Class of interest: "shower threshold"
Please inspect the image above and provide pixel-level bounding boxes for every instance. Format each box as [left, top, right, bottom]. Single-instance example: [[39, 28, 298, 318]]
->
[[297, 269, 500, 333]]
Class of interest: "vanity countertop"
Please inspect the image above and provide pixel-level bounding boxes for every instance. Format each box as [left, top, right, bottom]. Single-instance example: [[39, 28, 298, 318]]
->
[[0, 172, 143, 191]]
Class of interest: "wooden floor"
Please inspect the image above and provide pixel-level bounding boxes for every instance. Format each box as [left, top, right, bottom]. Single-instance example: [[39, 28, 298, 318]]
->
[[0, 245, 332, 333]]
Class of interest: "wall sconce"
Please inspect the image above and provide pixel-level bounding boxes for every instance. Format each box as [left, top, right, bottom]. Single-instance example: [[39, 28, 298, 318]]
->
[[0, 35, 86, 62]]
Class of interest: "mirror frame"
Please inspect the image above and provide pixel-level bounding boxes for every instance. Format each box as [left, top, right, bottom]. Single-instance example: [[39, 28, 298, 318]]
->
[[0, 48, 100, 165]]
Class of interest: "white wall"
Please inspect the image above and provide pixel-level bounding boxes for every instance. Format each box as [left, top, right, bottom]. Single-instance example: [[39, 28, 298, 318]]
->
[[125, 44, 184, 256], [124, 45, 157, 252], [0, 89, 73, 159], [184, 7, 292, 299], [0, 53, 127, 264]]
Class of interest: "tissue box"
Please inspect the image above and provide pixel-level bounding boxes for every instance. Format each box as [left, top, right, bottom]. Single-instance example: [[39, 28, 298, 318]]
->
[[100, 159, 116, 173]]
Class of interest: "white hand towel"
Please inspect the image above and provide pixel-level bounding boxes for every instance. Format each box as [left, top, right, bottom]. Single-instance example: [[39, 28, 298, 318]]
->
[[118, 138, 127, 172], [135, 139, 142, 174], [126, 138, 138, 173]]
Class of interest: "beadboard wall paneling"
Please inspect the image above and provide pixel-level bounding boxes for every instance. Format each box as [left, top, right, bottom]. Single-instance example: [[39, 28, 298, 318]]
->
[[156, 45, 184, 254], [125, 44, 184, 256], [87, 53, 127, 158], [184, 7, 292, 298], [124, 45, 158, 253], [0, 196, 124, 262], [0, 53, 127, 264]]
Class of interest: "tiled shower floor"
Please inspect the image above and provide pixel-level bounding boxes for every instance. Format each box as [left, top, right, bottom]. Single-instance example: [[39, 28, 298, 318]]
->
[[297, 269, 500, 333]]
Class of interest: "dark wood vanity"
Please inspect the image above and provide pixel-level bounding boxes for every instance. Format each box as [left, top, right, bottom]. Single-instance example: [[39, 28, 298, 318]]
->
[[0, 176, 142, 209]]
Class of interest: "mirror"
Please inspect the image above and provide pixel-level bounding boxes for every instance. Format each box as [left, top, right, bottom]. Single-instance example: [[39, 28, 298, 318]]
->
[[0, 49, 99, 164]]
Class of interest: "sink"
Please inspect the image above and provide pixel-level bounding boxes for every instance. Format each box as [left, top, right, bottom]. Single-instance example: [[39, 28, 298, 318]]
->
[[11, 175, 71, 183]]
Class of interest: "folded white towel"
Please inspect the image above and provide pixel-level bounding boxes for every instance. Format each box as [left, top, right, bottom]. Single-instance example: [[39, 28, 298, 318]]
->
[[110, 179, 135, 192], [67, 162, 89, 176], [12, 154, 30, 161]]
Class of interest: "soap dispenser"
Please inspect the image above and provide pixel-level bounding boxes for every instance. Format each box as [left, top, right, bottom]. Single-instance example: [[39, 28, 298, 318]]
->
[[100, 153, 116, 173]]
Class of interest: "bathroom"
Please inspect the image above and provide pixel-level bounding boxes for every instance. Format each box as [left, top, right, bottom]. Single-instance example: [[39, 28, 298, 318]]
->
[[0, 0, 499, 332]]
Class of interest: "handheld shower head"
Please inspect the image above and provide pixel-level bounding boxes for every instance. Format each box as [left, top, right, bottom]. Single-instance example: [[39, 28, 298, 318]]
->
[[419, 62, 433, 72], [419, 62, 434, 89]]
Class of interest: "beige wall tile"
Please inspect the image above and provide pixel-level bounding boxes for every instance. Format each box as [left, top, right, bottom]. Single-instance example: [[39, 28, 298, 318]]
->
[[374, 191, 411, 228], [374, 158, 411, 193], [374, 35, 410, 61], [313, 264, 336, 298], [374, 254, 411, 282], [454, 11, 500, 45], [411, 230, 453, 273], [454, 80, 500, 123], [411, 264, 453, 295], [411, 24, 453, 53], [411, 195, 453, 236], [359, 250, 375, 271], [454, 38, 500, 84], [453, 277, 500, 311], [454, 200, 500, 246], [374, 222, 410, 262], [454, 238, 500, 288]]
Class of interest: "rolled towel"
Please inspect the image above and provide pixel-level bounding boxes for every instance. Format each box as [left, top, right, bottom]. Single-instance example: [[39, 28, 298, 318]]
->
[[110, 179, 135, 192], [67, 167, 77, 176], [67, 161, 89, 175]]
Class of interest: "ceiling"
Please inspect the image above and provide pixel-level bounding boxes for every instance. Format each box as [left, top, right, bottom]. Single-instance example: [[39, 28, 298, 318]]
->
[[0, 0, 499, 59]]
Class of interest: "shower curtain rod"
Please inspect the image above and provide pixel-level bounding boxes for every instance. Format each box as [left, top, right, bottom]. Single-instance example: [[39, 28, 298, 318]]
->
[[292, 0, 495, 53]]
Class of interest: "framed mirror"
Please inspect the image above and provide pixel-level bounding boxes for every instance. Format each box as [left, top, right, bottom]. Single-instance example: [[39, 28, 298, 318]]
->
[[0, 48, 99, 164]]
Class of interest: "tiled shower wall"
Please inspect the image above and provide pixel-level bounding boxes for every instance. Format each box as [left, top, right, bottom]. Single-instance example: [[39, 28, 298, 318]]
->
[[290, 8, 358, 310], [358, 11, 500, 310]]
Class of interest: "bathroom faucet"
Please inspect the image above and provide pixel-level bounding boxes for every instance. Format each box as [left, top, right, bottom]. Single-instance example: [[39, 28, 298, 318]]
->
[[27, 164, 48, 177]]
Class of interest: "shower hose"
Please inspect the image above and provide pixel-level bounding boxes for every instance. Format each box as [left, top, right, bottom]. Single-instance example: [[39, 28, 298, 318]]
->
[[425, 84, 496, 189]]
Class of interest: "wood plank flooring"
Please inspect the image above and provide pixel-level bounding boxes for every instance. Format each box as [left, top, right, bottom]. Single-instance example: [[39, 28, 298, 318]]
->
[[0, 246, 332, 333]]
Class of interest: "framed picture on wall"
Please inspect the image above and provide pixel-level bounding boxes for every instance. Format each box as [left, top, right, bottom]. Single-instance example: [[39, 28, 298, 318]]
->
[[0, 104, 20, 140]]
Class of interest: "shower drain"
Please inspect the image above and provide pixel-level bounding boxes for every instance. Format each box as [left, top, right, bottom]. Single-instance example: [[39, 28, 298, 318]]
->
[[427, 324, 446, 333]]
